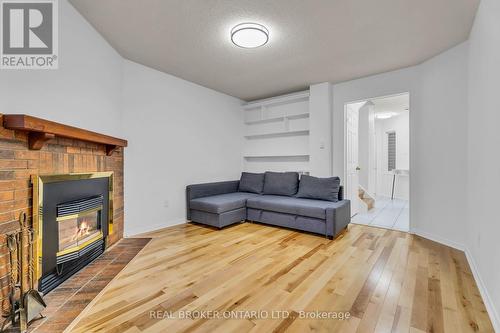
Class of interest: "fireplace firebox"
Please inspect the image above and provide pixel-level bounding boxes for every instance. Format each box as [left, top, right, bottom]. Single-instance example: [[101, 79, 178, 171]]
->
[[56, 195, 104, 264], [32, 173, 113, 295]]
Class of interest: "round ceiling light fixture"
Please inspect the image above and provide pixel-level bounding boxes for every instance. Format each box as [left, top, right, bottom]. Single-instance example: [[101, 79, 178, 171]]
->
[[376, 112, 396, 120], [231, 23, 269, 48]]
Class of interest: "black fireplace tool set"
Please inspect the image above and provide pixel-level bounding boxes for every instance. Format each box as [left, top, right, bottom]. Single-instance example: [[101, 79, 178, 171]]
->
[[1, 212, 46, 333]]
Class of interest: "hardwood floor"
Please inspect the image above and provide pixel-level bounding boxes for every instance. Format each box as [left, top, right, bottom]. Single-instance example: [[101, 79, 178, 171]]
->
[[65, 223, 495, 333]]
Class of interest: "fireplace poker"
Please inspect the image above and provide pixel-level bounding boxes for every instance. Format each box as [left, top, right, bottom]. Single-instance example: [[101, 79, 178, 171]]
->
[[18, 212, 46, 332], [0, 233, 20, 332]]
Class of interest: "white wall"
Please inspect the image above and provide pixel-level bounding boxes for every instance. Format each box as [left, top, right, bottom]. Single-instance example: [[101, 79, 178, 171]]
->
[[121, 60, 243, 236], [0, 0, 123, 137], [309, 83, 333, 177], [466, 0, 500, 328], [416, 42, 469, 247]]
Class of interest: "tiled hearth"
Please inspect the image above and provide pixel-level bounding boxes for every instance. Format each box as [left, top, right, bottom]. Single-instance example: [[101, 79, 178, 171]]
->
[[3, 238, 150, 333]]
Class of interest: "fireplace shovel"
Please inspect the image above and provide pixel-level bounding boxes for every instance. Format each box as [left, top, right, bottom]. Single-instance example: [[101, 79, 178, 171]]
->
[[19, 212, 46, 332]]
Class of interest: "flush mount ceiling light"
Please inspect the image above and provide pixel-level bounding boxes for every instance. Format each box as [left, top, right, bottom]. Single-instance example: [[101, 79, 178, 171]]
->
[[376, 112, 396, 119], [231, 23, 269, 48]]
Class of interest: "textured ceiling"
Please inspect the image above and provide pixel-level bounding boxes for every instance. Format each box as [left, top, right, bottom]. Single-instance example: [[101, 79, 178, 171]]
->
[[69, 0, 479, 101]]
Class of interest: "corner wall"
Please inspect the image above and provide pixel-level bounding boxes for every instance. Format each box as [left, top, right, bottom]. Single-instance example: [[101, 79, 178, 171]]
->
[[466, 0, 500, 328], [121, 61, 243, 236], [309, 83, 333, 177], [414, 42, 469, 247], [0, 0, 123, 137]]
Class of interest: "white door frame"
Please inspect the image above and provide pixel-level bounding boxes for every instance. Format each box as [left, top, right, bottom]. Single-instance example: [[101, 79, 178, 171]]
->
[[343, 92, 411, 223], [345, 104, 360, 216]]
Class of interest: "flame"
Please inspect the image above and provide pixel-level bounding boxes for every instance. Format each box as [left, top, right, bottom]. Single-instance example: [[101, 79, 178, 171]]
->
[[71, 220, 92, 241]]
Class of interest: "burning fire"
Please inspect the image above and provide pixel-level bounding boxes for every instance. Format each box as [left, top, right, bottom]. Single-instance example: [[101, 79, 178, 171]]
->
[[72, 221, 91, 241]]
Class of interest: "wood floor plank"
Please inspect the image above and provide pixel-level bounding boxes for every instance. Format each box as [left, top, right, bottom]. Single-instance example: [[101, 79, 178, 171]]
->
[[411, 267, 429, 331], [65, 223, 495, 333]]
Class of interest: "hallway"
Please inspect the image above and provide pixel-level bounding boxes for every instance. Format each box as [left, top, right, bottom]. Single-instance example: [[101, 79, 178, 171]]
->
[[351, 196, 409, 232]]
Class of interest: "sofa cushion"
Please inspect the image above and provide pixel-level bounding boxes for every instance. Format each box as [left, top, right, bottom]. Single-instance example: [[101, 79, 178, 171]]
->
[[247, 195, 344, 219], [190, 192, 258, 214], [263, 172, 299, 196], [238, 172, 265, 194], [296, 175, 341, 202]]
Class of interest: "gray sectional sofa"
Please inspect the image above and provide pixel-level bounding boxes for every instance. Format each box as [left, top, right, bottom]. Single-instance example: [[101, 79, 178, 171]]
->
[[186, 172, 351, 239]]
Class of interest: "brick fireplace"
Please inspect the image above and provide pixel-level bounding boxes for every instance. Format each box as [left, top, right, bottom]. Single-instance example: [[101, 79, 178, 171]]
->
[[0, 114, 125, 315]]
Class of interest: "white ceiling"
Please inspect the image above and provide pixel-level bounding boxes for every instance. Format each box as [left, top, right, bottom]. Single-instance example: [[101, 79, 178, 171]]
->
[[69, 0, 479, 101], [372, 94, 410, 114]]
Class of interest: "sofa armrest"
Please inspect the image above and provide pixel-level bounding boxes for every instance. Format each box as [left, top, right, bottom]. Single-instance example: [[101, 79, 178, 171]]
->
[[186, 180, 240, 219], [325, 200, 351, 238]]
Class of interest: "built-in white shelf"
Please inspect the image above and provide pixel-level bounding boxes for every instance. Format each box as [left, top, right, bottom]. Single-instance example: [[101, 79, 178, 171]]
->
[[244, 113, 309, 125], [244, 130, 309, 139], [287, 113, 309, 120], [244, 154, 310, 159], [245, 116, 285, 125], [243, 91, 310, 111], [244, 155, 310, 165], [242, 90, 310, 173]]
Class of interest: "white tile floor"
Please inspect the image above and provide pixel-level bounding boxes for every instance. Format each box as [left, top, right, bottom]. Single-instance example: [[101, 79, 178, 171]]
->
[[351, 196, 409, 232]]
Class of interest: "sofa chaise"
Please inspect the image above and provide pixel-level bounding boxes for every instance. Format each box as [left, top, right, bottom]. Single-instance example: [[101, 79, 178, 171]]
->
[[186, 172, 351, 239]]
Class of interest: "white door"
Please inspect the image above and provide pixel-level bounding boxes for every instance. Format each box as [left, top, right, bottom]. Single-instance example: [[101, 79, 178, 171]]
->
[[346, 106, 360, 216]]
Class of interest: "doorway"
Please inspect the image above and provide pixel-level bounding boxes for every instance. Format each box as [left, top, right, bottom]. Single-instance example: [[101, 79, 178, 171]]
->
[[344, 93, 409, 232]]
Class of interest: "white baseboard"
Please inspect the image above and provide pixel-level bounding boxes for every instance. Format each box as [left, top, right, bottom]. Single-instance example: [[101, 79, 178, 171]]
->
[[124, 218, 186, 237], [412, 228, 499, 331], [411, 228, 464, 251], [464, 248, 500, 332]]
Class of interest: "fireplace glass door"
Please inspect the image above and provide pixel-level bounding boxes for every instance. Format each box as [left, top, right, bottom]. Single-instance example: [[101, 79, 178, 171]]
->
[[58, 210, 101, 252], [56, 195, 104, 258]]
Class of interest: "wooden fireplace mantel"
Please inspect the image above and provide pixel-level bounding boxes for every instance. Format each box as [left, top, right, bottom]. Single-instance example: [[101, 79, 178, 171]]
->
[[2, 114, 128, 155]]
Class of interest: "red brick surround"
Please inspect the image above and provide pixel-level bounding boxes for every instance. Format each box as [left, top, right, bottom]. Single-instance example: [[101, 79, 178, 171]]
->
[[0, 114, 124, 315]]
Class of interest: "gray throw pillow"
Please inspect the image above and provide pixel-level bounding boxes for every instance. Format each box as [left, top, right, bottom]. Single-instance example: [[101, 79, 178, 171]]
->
[[238, 172, 265, 194], [296, 175, 341, 202], [263, 172, 299, 196]]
